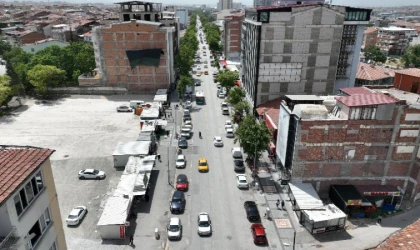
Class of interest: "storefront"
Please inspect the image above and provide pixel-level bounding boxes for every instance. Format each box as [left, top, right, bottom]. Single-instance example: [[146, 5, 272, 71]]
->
[[356, 185, 402, 211], [329, 185, 371, 218]]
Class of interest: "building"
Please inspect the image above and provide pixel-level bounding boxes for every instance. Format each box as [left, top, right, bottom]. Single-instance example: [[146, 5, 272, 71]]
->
[[276, 0, 325, 5], [276, 85, 420, 206], [218, 0, 233, 11], [355, 62, 394, 86], [232, 2, 242, 9], [21, 39, 68, 54], [377, 27, 416, 56], [84, 1, 178, 93], [240, 4, 371, 109], [253, 0, 273, 8], [0, 146, 66, 250], [175, 8, 188, 29], [362, 26, 379, 49], [393, 68, 420, 94], [223, 13, 244, 61], [3, 30, 46, 46], [375, 218, 420, 249]]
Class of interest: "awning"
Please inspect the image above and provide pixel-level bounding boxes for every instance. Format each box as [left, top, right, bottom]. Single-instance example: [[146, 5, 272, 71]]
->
[[221, 60, 227, 67], [265, 114, 277, 130], [235, 80, 241, 87]]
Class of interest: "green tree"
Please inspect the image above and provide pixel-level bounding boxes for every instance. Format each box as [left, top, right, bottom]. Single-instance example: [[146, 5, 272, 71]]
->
[[176, 75, 194, 101], [227, 87, 245, 105], [3, 47, 32, 89], [233, 101, 250, 124], [0, 40, 12, 57], [234, 115, 272, 165], [364, 45, 387, 63], [27, 65, 66, 97], [401, 44, 420, 68], [0, 74, 12, 107], [217, 70, 238, 93]]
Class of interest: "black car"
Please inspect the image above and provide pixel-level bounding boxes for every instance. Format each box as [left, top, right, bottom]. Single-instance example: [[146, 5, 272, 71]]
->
[[234, 160, 245, 172], [244, 201, 260, 222], [183, 114, 192, 122], [178, 137, 188, 149], [170, 191, 186, 214], [195, 80, 201, 86]]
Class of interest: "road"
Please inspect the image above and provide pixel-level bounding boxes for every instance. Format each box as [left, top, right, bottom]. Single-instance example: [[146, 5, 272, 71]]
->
[[166, 25, 266, 250]]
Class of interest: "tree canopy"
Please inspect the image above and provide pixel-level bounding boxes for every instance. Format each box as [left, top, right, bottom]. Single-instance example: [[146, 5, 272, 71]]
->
[[177, 75, 194, 100], [401, 44, 420, 68], [217, 70, 238, 93], [27, 65, 66, 97], [0, 75, 12, 107], [364, 45, 387, 63], [227, 87, 245, 106]]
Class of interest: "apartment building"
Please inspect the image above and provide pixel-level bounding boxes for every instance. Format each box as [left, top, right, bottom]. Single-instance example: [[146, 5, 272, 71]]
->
[[218, 0, 233, 11], [276, 84, 420, 205], [223, 13, 244, 61], [253, 0, 273, 8], [175, 8, 188, 29], [0, 146, 66, 250], [362, 26, 379, 49], [240, 3, 371, 108], [86, 1, 178, 93], [377, 26, 416, 56]]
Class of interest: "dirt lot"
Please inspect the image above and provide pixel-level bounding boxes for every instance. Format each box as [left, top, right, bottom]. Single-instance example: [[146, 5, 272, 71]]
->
[[0, 95, 154, 250]]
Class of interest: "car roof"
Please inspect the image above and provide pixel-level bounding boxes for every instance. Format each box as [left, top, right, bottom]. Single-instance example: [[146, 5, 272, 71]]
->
[[70, 207, 83, 215], [214, 136, 222, 140], [177, 174, 187, 179], [169, 217, 180, 225], [252, 224, 265, 235], [84, 169, 95, 172], [226, 128, 234, 132], [237, 174, 246, 180], [198, 213, 209, 221], [177, 155, 185, 160], [198, 158, 207, 162]]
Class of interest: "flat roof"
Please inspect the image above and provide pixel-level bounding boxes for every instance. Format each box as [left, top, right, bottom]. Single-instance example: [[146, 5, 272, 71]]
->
[[289, 183, 324, 210], [112, 141, 150, 156], [97, 196, 130, 225], [285, 95, 324, 101], [156, 89, 167, 95], [381, 26, 415, 31], [153, 95, 167, 102], [303, 204, 347, 223]]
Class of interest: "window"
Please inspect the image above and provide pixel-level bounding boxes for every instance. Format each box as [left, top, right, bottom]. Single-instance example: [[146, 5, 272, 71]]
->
[[36, 172, 44, 191], [26, 208, 53, 250], [25, 182, 35, 203], [19, 189, 28, 209], [44, 209, 51, 226], [15, 171, 46, 218], [259, 12, 269, 22], [14, 195, 23, 216]]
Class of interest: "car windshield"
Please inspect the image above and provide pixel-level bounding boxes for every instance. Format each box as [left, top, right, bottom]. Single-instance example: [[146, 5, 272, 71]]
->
[[199, 221, 209, 227], [177, 178, 186, 183], [168, 225, 179, 232], [199, 161, 207, 166], [239, 180, 247, 183], [176, 159, 184, 162], [256, 236, 266, 240], [68, 214, 78, 219], [235, 161, 244, 166], [173, 197, 182, 203]]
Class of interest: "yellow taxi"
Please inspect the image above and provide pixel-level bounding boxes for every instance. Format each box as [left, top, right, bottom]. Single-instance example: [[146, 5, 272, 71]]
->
[[204, 71, 209, 75], [198, 158, 209, 172], [196, 72, 202, 76]]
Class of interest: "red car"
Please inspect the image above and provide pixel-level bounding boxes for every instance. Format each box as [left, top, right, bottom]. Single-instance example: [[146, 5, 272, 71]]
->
[[251, 224, 267, 245], [176, 174, 189, 191]]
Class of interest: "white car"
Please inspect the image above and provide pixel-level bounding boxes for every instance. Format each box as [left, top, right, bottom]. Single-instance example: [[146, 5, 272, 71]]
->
[[232, 147, 243, 158], [167, 217, 182, 240], [218, 92, 225, 98], [198, 212, 212, 236], [204, 65, 208, 68], [236, 174, 249, 189], [116, 105, 133, 112], [78, 169, 106, 180], [225, 120, 233, 130], [213, 136, 223, 147], [184, 120, 193, 128], [226, 128, 234, 138], [66, 206, 87, 226], [176, 155, 186, 168]]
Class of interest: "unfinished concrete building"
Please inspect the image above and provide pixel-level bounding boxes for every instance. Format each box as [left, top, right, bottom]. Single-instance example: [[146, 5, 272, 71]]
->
[[276, 86, 420, 206], [240, 3, 371, 108]]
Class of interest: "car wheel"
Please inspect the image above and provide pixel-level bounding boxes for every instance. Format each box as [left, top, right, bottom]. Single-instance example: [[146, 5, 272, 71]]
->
[[79, 176, 85, 180], [96, 176, 101, 180]]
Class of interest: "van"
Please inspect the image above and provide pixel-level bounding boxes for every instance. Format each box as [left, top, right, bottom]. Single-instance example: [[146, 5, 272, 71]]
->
[[129, 100, 145, 108]]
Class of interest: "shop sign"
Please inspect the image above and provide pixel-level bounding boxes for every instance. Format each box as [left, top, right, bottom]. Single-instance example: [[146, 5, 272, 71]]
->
[[312, 227, 326, 234], [347, 200, 362, 206], [363, 191, 400, 196]]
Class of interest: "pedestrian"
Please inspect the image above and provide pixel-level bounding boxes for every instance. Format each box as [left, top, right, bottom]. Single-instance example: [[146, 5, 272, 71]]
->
[[166, 130, 170, 136], [281, 200, 285, 210], [276, 199, 280, 209], [377, 215, 382, 224], [129, 234, 134, 245], [157, 154, 161, 162]]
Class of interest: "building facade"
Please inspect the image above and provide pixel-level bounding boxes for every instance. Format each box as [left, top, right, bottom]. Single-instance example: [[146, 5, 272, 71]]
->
[[253, 0, 273, 8], [240, 4, 371, 109], [377, 27, 416, 56], [0, 146, 66, 250], [223, 13, 244, 61], [218, 0, 233, 11], [362, 26, 379, 49], [175, 8, 188, 29], [276, 86, 420, 205]]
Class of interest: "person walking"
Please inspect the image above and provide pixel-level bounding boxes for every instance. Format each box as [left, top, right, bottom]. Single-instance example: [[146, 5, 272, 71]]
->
[[377, 215, 382, 224], [157, 154, 161, 162], [281, 200, 285, 210], [129, 234, 134, 245], [276, 199, 280, 209]]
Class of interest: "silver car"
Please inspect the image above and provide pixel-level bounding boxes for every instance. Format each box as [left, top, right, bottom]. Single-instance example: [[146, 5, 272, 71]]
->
[[167, 217, 182, 240], [66, 206, 87, 226], [198, 212, 212, 236], [78, 169, 106, 180]]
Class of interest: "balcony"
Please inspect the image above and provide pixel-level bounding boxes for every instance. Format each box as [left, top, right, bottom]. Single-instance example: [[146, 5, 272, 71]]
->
[[0, 227, 20, 250]]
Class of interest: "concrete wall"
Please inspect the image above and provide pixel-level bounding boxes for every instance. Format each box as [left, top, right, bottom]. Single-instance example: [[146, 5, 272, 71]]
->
[[292, 105, 420, 204], [22, 40, 68, 54]]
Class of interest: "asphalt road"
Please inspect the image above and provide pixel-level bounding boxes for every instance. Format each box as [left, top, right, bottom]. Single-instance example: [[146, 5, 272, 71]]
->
[[166, 30, 266, 250]]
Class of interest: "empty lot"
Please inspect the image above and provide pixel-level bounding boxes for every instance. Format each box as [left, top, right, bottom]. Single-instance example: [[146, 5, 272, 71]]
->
[[0, 95, 153, 250]]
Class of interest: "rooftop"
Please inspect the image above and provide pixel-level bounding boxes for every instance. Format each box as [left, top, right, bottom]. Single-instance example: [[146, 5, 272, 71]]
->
[[356, 63, 395, 81], [395, 68, 420, 78], [364, 26, 379, 34], [335, 93, 398, 107], [252, 3, 320, 11], [376, 218, 420, 249], [381, 26, 416, 32], [0, 147, 55, 205], [340, 86, 376, 96]]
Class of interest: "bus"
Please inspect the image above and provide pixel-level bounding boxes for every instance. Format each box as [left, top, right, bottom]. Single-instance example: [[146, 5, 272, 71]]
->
[[196, 90, 205, 105]]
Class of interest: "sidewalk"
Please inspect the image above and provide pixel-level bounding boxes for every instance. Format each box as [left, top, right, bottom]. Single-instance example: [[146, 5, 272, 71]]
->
[[254, 150, 420, 250]]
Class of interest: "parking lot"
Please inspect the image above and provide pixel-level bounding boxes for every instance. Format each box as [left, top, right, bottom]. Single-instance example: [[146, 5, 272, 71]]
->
[[0, 95, 155, 250]]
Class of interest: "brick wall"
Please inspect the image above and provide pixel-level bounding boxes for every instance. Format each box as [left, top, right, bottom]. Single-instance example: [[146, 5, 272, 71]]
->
[[98, 20, 170, 93], [393, 73, 420, 94], [294, 106, 420, 203]]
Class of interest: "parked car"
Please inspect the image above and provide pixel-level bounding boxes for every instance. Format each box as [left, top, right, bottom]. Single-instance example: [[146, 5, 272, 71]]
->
[[213, 136, 223, 147], [176, 154, 186, 168], [204, 71, 209, 75], [232, 147, 243, 158], [234, 159, 245, 172], [198, 158, 209, 172], [225, 120, 233, 129], [176, 174, 189, 191], [183, 114, 192, 122], [195, 80, 201, 86], [167, 217, 182, 240], [236, 174, 249, 189], [170, 191, 186, 214], [244, 201, 260, 222], [226, 128, 234, 138], [178, 137, 188, 149], [66, 206, 87, 226], [78, 169, 106, 180], [251, 224, 268, 245], [204, 65, 208, 68], [116, 105, 133, 112], [197, 212, 212, 236], [196, 72, 202, 76], [181, 128, 191, 139]]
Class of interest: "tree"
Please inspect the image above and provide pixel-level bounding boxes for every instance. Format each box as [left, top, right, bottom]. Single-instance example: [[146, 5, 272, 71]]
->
[[176, 75, 194, 101], [0, 75, 12, 107], [217, 70, 238, 93], [227, 87, 245, 105], [234, 115, 272, 166], [232, 101, 250, 124], [3, 47, 32, 89], [0, 40, 11, 57], [401, 44, 420, 68], [364, 45, 387, 63], [27, 65, 66, 97]]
